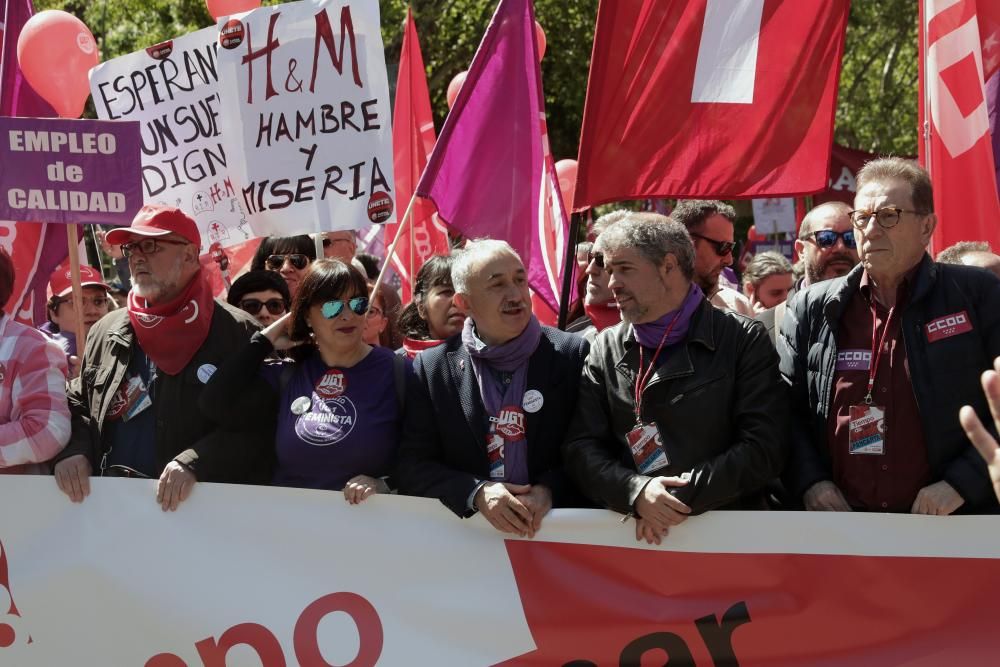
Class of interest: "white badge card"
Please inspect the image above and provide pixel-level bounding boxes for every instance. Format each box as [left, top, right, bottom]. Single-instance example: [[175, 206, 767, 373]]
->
[[486, 433, 505, 480], [849, 404, 886, 455], [626, 422, 670, 475]]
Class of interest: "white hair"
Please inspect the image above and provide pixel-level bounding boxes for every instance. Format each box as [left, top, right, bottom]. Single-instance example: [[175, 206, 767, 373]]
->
[[451, 239, 523, 294]]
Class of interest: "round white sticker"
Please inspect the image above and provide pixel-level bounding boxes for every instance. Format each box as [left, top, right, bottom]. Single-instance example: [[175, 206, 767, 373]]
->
[[197, 364, 217, 384], [522, 389, 544, 414], [291, 396, 312, 415]]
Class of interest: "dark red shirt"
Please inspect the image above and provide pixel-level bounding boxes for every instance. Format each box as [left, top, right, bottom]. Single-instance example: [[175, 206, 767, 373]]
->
[[826, 272, 931, 512]]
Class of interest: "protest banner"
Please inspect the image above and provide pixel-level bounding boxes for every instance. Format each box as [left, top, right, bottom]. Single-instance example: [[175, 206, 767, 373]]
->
[[215, 0, 396, 238], [89, 27, 252, 249], [750, 198, 796, 236], [0, 117, 142, 225], [2, 477, 1000, 665]]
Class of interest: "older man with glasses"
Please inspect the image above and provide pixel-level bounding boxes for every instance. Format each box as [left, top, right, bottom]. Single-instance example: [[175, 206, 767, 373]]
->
[[671, 200, 754, 316], [51, 204, 270, 510], [780, 157, 1000, 515]]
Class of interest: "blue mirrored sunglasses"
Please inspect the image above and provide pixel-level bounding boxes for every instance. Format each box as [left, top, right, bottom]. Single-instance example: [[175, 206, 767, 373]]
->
[[811, 229, 857, 250], [321, 296, 369, 319]]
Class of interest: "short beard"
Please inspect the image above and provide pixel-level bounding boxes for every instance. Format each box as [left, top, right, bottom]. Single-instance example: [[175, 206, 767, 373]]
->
[[132, 256, 184, 304]]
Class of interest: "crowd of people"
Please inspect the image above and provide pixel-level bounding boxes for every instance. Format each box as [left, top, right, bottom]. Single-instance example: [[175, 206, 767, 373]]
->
[[4, 157, 1000, 541]]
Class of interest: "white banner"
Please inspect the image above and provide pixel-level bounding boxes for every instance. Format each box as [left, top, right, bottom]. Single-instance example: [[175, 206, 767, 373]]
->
[[89, 28, 252, 248], [215, 0, 396, 238], [751, 197, 796, 235], [4, 478, 1000, 665]]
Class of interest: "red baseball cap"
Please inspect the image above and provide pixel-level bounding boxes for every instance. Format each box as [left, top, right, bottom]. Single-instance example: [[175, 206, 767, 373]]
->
[[49, 264, 110, 298], [105, 204, 201, 248]]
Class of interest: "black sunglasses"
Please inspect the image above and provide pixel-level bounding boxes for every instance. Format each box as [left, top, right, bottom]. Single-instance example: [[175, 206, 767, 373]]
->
[[239, 298, 287, 316], [807, 229, 857, 250], [690, 233, 736, 256], [265, 254, 310, 271], [587, 251, 605, 269]]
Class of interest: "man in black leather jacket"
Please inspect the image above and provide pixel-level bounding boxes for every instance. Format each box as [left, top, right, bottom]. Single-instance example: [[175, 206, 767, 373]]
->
[[562, 214, 788, 545]]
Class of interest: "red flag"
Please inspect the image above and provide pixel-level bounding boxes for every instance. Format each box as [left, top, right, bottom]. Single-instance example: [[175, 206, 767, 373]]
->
[[920, 0, 1000, 253], [574, 0, 850, 207], [387, 7, 449, 305]]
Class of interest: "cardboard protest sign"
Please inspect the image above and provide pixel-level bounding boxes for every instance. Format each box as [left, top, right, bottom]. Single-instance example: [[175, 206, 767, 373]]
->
[[0, 117, 142, 225], [215, 0, 396, 237], [89, 27, 251, 248]]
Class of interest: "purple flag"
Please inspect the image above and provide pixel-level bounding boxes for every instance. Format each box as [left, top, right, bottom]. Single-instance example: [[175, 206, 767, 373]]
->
[[0, 0, 68, 325], [415, 0, 572, 313]]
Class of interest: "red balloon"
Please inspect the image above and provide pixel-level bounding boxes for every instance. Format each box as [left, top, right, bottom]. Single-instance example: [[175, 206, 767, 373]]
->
[[17, 10, 99, 119], [555, 159, 579, 213], [535, 21, 546, 61], [205, 0, 261, 20], [446, 71, 468, 110]]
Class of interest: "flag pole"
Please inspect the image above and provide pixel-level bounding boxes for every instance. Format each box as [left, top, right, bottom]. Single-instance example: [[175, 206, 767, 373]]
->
[[370, 192, 418, 301], [66, 223, 87, 354], [556, 211, 582, 330]]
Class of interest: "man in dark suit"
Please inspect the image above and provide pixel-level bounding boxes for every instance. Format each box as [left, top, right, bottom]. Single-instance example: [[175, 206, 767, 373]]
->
[[396, 239, 589, 537]]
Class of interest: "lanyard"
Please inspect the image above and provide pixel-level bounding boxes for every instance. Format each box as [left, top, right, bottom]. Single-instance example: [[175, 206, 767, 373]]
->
[[633, 312, 682, 422], [865, 303, 895, 404]]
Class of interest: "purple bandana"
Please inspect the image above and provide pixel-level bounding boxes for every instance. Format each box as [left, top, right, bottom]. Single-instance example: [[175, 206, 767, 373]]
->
[[632, 284, 705, 349]]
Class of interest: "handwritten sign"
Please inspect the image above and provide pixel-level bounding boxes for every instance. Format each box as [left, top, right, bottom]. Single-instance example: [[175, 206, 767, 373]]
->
[[89, 27, 252, 247], [215, 0, 396, 238]]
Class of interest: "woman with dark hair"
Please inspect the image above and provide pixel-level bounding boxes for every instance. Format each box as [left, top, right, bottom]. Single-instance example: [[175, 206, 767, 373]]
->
[[200, 259, 410, 501], [250, 235, 316, 299], [397, 255, 466, 358], [363, 283, 403, 350]]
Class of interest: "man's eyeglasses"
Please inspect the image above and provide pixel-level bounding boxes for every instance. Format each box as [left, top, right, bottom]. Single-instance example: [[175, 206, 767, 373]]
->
[[587, 251, 605, 269], [690, 233, 736, 256], [321, 296, 369, 319], [265, 254, 310, 271], [120, 238, 189, 258], [804, 229, 857, 250], [848, 206, 922, 230], [238, 298, 287, 316]]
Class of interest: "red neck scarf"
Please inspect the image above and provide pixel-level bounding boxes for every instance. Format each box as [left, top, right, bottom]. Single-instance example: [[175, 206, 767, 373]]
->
[[401, 336, 446, 359], [584, 302, 621, 332], [128, 270, 215, 376]]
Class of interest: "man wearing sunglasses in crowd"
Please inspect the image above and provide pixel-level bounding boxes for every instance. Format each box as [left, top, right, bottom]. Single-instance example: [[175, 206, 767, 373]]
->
[[780, 158, 1000, 516], [51, 205, 270, 510], [567, 210, 630, 341], [321, 230, 358, 264], [756, 201, 860, 346], [671, 200, 754, 317]]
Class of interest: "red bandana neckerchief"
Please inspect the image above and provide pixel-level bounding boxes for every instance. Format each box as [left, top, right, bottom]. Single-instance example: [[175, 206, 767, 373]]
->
[[401, 336, 446, 359], [584, 302, 621, 332], [127, 270, 215, 376]]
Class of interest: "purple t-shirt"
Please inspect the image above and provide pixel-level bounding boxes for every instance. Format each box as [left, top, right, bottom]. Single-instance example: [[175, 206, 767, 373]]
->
[[261, 346, 405, 491]]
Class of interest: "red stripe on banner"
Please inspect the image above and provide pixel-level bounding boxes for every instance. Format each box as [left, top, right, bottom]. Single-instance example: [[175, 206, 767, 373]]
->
[[500, 541, 1000, 665], [927, 0, 978, 48]]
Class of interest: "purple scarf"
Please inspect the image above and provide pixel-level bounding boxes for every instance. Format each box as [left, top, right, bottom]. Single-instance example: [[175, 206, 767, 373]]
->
[[633, 284, 704, 349], [462, 315, 543, 485]]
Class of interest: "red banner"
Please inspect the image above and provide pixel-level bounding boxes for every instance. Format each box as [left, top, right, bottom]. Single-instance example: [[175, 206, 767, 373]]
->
[[574, 0, 850, 207]]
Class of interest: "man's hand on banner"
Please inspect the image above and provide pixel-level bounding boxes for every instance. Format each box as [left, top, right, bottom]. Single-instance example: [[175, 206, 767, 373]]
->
[[961, 356, 1000, 504], [515, 484, 553, 535], [475, 482, 535, 538], [157, 461, 196, 512], [54, 454, 92, 503], [910, 481, 964, 516], [803, 481, 852, 511], [634, 476, 691, 542]]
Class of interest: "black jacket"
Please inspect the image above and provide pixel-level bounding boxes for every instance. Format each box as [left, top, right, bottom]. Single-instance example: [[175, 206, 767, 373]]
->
[[55, 300, 270, 482], [395, 326, 590, 516], [778, 256, 1000, 511], [562, 298, 789, 515]]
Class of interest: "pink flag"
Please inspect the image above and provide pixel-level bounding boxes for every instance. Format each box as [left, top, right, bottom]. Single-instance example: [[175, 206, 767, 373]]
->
[[0, 0, 66, 325], [387, 7, 449, 305], [415, 0, 573, 313]]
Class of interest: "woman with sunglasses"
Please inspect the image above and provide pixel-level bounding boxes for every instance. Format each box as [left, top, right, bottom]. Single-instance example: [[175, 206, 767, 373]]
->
[[250, 235, 316, 299], [200, 259, 411, 502], [226, 270, 290, 327], [396, 255, 467, 358]]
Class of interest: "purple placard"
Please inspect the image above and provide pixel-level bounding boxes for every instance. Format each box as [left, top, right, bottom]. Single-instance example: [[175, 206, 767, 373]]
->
[[0, 116, 142, 225]]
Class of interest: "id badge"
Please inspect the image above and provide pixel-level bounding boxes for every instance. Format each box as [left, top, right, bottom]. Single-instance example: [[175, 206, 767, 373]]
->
[[486, 432, 505, 480], [122, 375, 152, 422], [849, 404, 886, 455], [626, 422, 670, 474]]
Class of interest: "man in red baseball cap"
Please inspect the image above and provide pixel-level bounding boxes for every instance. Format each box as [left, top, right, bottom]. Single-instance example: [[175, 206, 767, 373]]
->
[[53, 204, 271, 510], [40, 263, 112, 362]]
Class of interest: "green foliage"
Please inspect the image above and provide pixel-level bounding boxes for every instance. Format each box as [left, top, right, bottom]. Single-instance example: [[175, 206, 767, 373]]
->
[[34, 0, 918, 160]]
